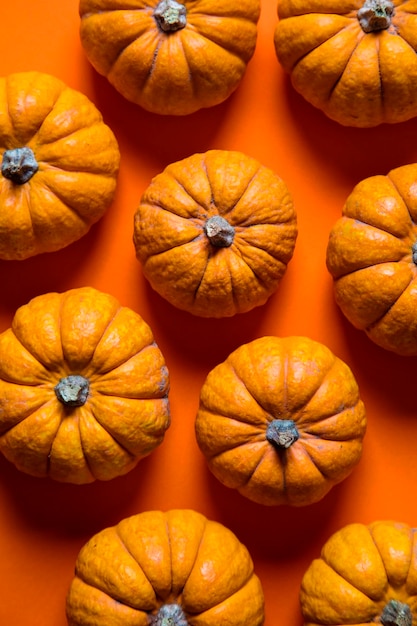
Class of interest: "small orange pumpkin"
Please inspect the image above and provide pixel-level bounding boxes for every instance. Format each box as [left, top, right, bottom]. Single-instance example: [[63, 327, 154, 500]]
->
[[133, 150, 297, 318], [195, 335, 366, 506], [326, 163, 417, 356], [300, 520, 417, 626], [0, 286, 170, 484], [66, 508, 265, 626], [0, 71, 120, 260], [274, 0, 417, 127], [79, 0, 261, 116]]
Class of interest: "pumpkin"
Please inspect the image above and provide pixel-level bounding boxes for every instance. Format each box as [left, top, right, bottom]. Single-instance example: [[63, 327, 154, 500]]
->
[[79, 0, 261, 116], [273, 0, 417, 127], [133, 150, 297, 318], [0, 71, 120, 260], [195, 335, 366, 506], [0, 286, 170, 484], [66, 508, 265, 626], [326, 163, 417, 357], [300, 520, 417, 626]]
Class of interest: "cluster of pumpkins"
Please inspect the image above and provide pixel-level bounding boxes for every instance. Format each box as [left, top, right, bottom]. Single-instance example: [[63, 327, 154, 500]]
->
[[1, 1, 417, 625]]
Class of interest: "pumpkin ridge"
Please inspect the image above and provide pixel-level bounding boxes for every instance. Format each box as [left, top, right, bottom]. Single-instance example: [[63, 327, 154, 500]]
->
[[82, 404, 139, 459], [180, 516, 209, 605], [325, 27, 368, 104], [365, 277, 415, 332]]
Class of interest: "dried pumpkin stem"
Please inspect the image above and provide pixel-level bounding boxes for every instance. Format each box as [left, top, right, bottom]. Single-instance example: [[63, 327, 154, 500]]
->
[[266, 419, 299, 449], [380, 600, 412, 626], [357, 0, 395, 33], [154, 0, 187, 32], [151, 603, 189, 626], [54, 375, 90, 408], [204, 215, 235, 248], [1, 146, 39, 184]]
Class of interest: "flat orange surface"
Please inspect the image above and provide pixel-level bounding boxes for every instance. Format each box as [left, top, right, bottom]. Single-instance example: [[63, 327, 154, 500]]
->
[[1, 1, 417, 625]]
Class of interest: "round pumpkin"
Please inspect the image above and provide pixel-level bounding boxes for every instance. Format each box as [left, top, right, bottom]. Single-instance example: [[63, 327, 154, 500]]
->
[[0, 286, 170, 484], [133, 150, 297, 318], [326, 163, 417, 357], [300, 520, 417, 626], [195, 335, 366, 506], [274, 0, 417, 127], [66, 508, 265, 626], [0, 71, 120, 260], [79, 0, 261, 116]]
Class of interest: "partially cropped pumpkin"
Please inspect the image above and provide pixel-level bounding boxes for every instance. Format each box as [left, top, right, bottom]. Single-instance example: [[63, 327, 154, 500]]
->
[[0, 71, 120, 260], [0, 287, 170, 484], [79, 0, 260, 116], [66, 508, 265, 626], [274, 0, 417, 127], [300, 520, 417, 626], [133, 150, 297, 318], [195, 336, 366, 506], [326, 163, 417, 356]]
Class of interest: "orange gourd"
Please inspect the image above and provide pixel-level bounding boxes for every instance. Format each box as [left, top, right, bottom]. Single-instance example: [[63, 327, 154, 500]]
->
[[0, 71, 120, 260], [79, 0, 261, 116], [133, 150, 297, 318], [195, 336, 366, 506], [0, 287, 170, 484], [300, 520, 417, 626], [274, 0, 417, 127], [66, 508, 265, 626], [326, 163, 417, 356]]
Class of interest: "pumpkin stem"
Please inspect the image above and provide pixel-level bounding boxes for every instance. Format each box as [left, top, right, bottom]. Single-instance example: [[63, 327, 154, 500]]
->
[[204, 215, 235, 248], [380, 600, 412, 626], [357, 0, 395, 33], [412, 242, 417, 264], [154, 0, 187, 32], [151, 603, 189, 626], [54, 375, 90, 408], [266, 419, 299, 449], [1, 147, 39, 184]]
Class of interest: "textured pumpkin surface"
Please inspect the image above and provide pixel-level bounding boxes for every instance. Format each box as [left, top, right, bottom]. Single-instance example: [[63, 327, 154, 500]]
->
[[0, 71, 120, 260], [0, 286, 170, 484], [274, 0, 417, 127], [66, 508, 265, 626], [300, 520, 417, 626], [326, 162, 417, 356], [133, 150, 297, 318], [79, 0, 261, 116], [195, 335, 366, 506]]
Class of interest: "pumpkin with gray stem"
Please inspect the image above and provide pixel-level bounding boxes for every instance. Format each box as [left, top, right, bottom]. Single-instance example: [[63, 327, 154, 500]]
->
[[274, 0, 417, 127], [79, 0, 261, 115], [0, 286, 170, 484], [195, 335, 366, 506], [0, 71, 120, 260], [66, 509, 265, 625], [300, 520, 417, 626], [133, 150, 298, 318]]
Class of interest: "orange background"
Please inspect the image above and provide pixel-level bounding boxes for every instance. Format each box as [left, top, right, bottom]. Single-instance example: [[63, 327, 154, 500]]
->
[[1, 1, 417, 625]]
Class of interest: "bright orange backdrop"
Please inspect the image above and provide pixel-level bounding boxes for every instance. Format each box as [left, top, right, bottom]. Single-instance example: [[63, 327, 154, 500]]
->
[[1, 1, 417, 625]]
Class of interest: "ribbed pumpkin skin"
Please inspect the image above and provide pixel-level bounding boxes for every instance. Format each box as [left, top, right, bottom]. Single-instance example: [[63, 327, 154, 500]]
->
[[326, 163, 417, 357], [133, 150, 297, 318], [66, 509, 265, 626], [0, 71, 120, 260], [274, 0, 417, 127], [300, 520, 417, 626], [79, 0, 261, 116], [195, 336, 366, 506], [0, 287, 170, 484]]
